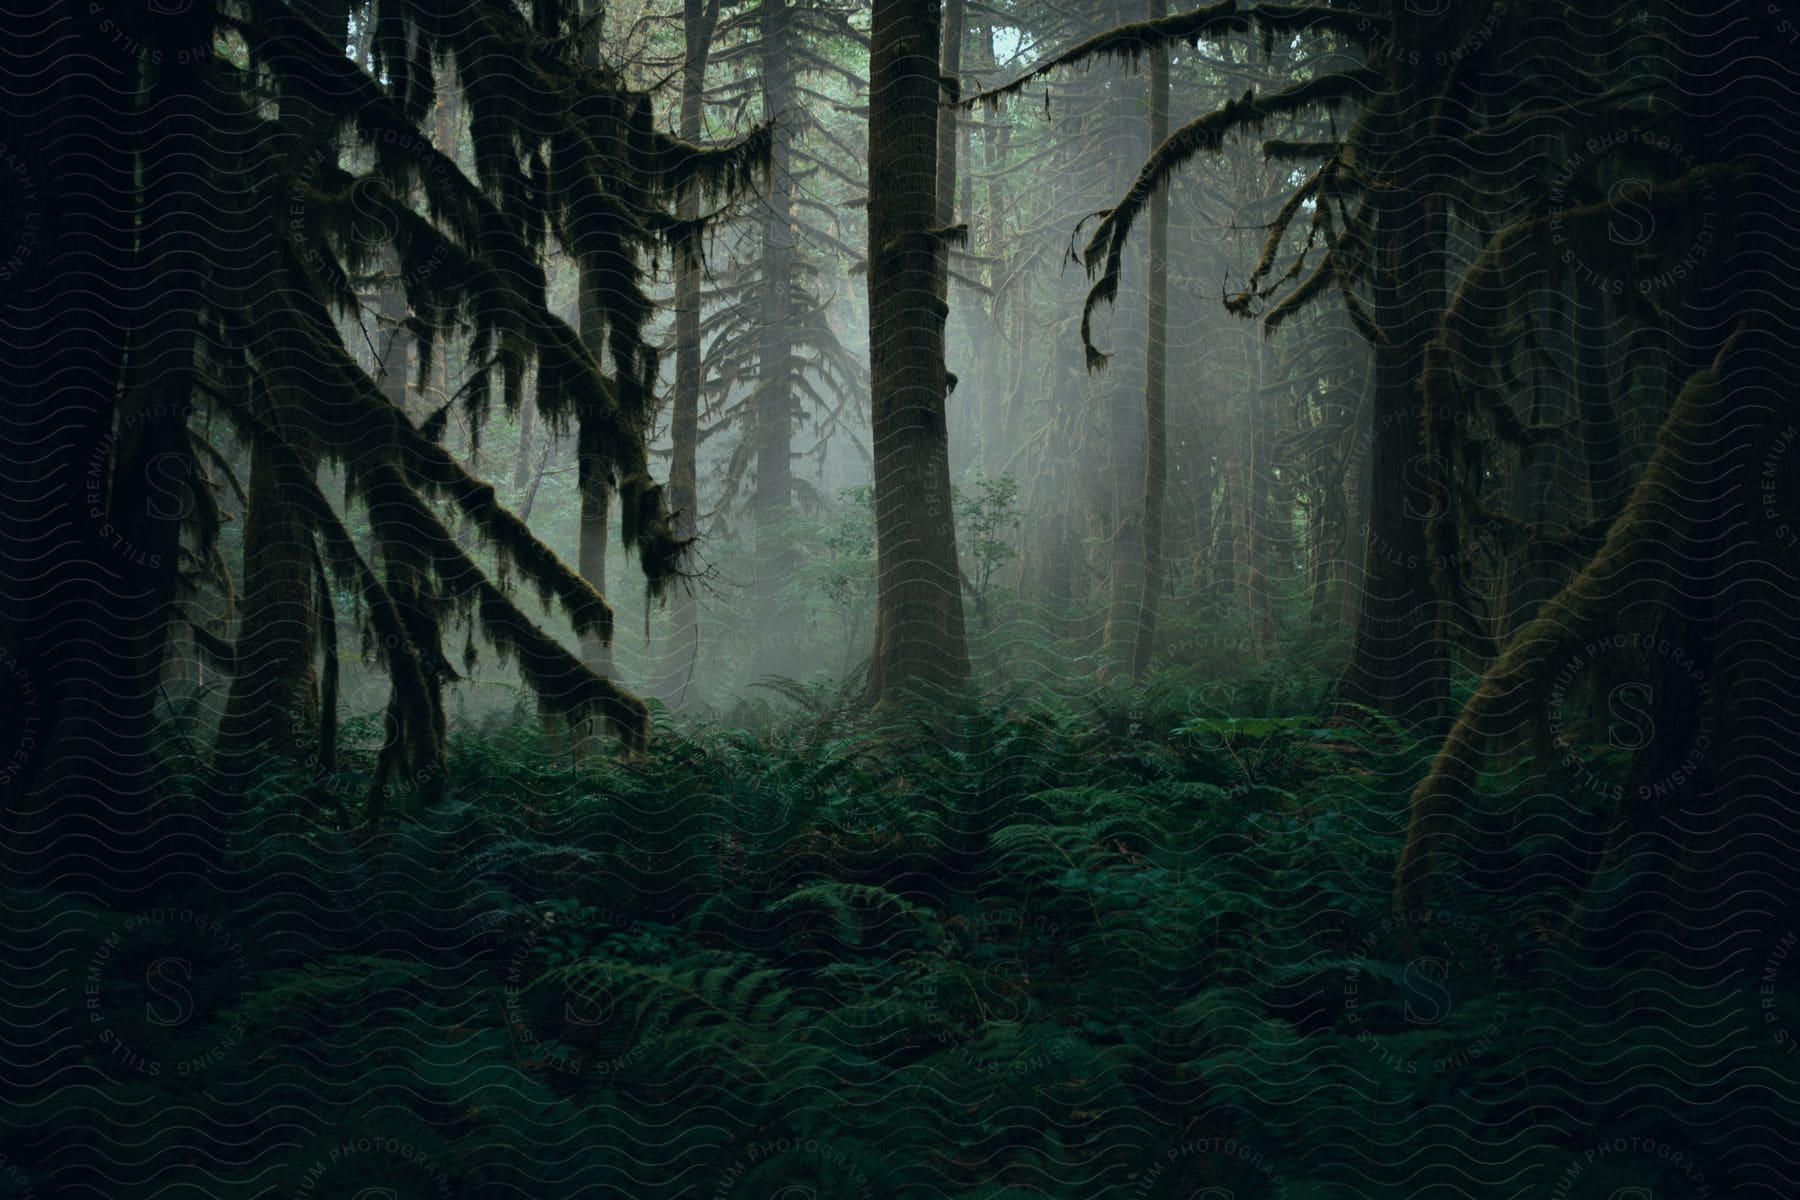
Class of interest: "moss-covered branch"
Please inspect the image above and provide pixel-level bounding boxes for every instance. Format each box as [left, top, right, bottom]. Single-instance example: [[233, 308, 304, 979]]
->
[[964, 1, 1373, 108], [1394, 364, 1724, 916], [1077, 71, 1381, 364]]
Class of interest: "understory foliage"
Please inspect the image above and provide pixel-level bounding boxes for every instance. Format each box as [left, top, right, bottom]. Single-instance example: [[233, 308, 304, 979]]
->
[[2, 0, 1794, 1195], [4, 660, 1789, 1198]]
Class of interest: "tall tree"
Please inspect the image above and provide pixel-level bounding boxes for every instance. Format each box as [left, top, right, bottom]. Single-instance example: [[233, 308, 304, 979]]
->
[[0, 0, 769, 886], [209, 0, 351, 775], [1397, 0, 1800, 961], [699, 0, 867, 521], [1128, 0, 1169, 679], [655, 0, 723, 704], [1096, 0, 1150, 670], [575, 0, 621, 686], [864, 0, 970, 704], [686, 0, 868, 676], [751, 0, 800, 520]]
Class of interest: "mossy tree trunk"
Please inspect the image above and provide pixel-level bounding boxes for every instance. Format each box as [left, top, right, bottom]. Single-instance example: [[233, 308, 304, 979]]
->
[[1339, 147, 1449, 727], [219, 0, 349, 774], [370, 279, 448, 808], [576, 271, 617, 684], [864, 0, 970, 705]]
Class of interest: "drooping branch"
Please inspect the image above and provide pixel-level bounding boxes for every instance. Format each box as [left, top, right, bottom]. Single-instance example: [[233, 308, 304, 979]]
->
[[241, 349, 653, 747], [302, 181, 694, 602], [1414, 165, 1738, 631], [1076, 70, 1380, 365], [964, 1, 1374, 108], [228, 383, 440, 780]]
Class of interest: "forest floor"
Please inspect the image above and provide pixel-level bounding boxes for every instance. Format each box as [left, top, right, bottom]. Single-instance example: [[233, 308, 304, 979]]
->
[[2, 677, 1791, 1198]]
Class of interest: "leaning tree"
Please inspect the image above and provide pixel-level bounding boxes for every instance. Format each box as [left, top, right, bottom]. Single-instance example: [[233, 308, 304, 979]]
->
[[979, 0, 1800, 961]]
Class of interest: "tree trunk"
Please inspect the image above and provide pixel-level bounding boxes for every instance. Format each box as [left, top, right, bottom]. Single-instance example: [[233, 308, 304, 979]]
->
[[1098, 17, 1148, 670], [1494, 320, 1568, 642], [1246, 334, 1276, 654], [14, 38, 214, 889], [655, 0, 717, 706], [1212, 397, 1244, 600], [1339, 355, 1375, 627], [370, 281, 447, 810], [219, 411, 321, 765], [1025, 320, 1082, 637], [577, 231, 617, 685], [219, 0, 349, 774], [1129, 0, 1169, 679], [864, 0, 970, 705], [934, 0, 963, 282], [1339, 168, 1449, 727], [753, 0, 796, 520], [977, 36, 1011, 480], [512, 393, 537, 492], [571, 0, 618, 692], [747, 0, 799, 668]]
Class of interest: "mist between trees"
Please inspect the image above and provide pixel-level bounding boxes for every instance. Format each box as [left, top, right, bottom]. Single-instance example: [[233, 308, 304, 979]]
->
[[3, 0, 1796, 897], [4, 0, 1799, 1195]]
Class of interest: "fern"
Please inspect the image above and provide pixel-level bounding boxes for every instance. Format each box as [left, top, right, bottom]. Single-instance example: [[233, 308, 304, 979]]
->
[[768, 881, 942, 948], [18, 671, 1778, 1199]]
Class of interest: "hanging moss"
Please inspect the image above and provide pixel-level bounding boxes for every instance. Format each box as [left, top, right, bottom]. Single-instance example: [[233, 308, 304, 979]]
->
[[1074, 72, 1379, 365], [97, 0, 783, 810], [965, 1, 1371, 109]]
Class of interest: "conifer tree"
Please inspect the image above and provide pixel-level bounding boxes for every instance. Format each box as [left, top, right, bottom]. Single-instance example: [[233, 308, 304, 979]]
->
[[0, 0, 767, 881]]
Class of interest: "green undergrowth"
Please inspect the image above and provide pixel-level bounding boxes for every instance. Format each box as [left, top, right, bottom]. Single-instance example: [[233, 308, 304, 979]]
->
[[2, 684, 1790, 1199]]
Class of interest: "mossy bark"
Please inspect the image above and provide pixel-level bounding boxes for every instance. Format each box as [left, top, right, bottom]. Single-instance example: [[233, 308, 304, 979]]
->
[[218, 3, 350, 771], [219, 430, 322, 766], [1395, 367, 1719, 917], [1339, 160, 1449, 727], [864, 0, 971, 706], [576, 268, 617, 685]]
